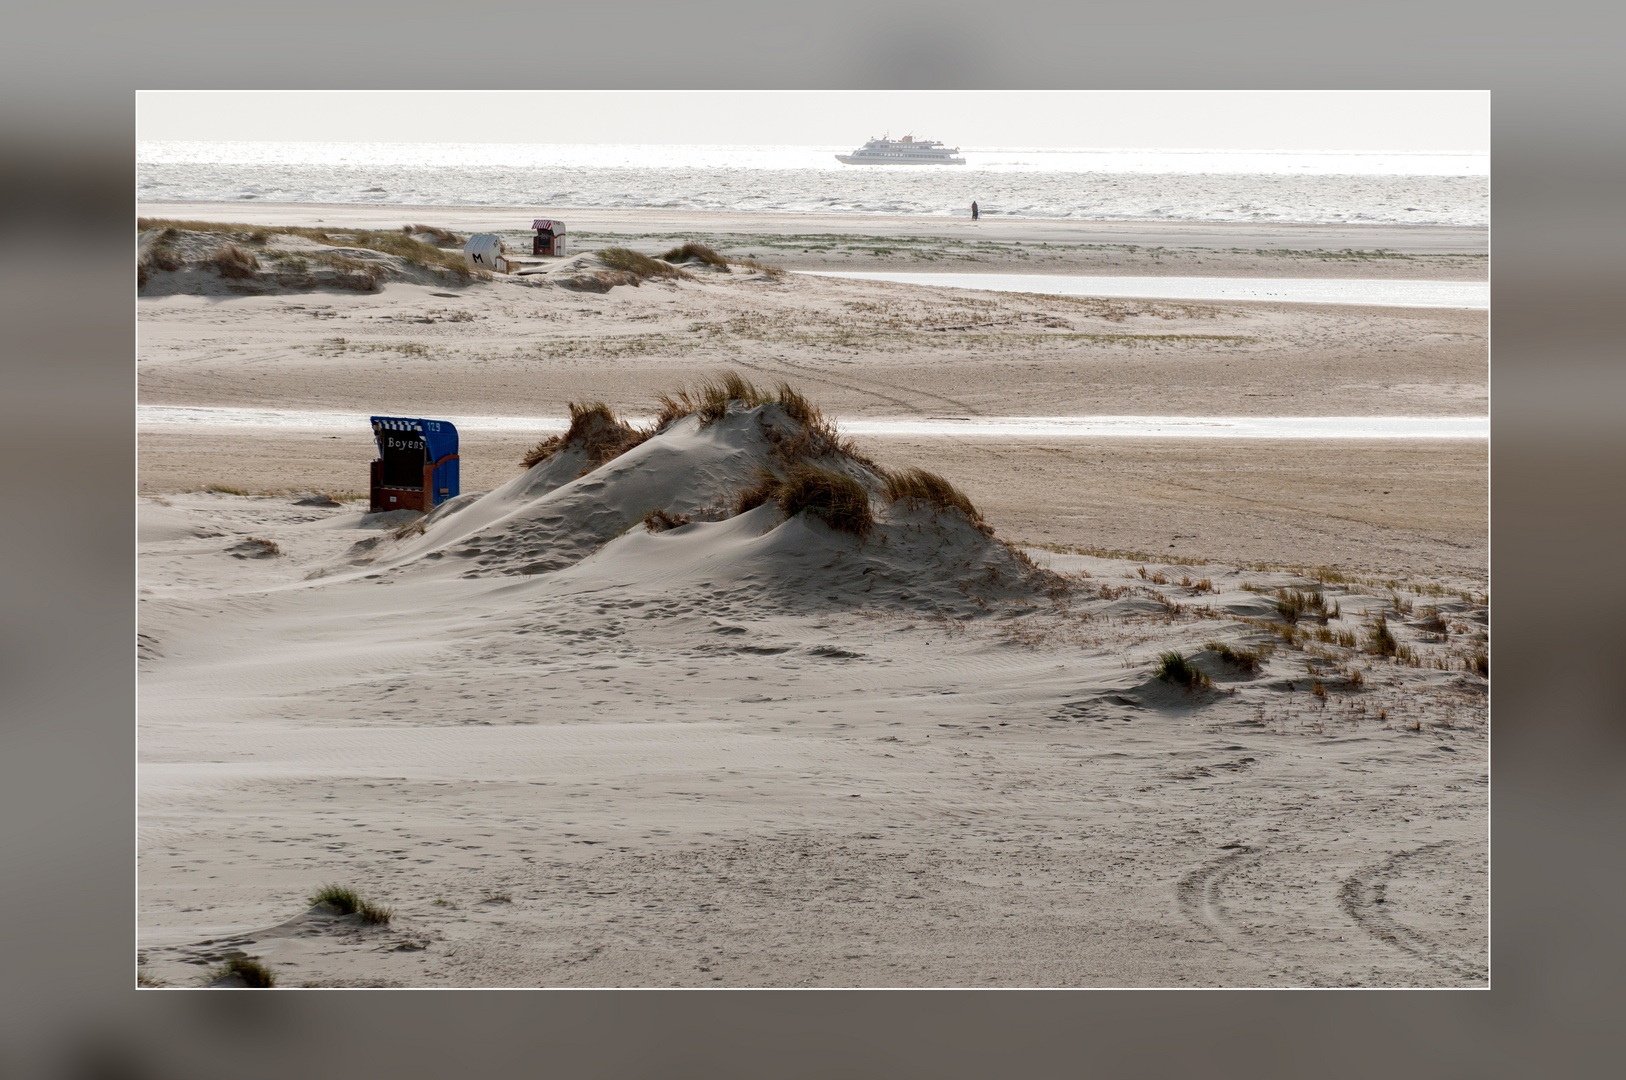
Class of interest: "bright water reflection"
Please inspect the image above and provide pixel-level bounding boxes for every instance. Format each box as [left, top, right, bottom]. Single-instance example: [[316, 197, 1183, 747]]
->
[[795, 272, 1489, 309], [139, 406, 1487, 440]]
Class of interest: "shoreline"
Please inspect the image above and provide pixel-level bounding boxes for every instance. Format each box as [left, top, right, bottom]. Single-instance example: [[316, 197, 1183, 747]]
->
[[138, 202, 1488, 278], [791, 271, 1489, 306]]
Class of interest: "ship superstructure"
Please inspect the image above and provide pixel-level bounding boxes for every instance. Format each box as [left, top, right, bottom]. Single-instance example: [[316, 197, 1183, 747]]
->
[[836, 134, 966, 165]]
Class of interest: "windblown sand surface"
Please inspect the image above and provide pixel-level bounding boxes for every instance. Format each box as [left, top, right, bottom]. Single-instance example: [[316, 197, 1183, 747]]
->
[[137, 213, 1488, 987], [136, 277, 1488, 420], [139, 409, 1488, 989]]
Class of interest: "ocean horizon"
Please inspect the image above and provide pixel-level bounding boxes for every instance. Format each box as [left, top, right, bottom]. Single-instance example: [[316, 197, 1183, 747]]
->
[[138, 142, 1489, 226]]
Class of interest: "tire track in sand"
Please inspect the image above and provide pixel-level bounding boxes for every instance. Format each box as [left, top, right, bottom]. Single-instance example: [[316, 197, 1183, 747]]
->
[[1338, 841, 1487, 983], [1176, 844, 1259, 947], [1175, 844, 1342, 986], [725, 355, 983, 417]]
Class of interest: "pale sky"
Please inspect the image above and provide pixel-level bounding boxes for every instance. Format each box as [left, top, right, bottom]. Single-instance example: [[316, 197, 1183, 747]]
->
[[137, 91, 1488, 153]]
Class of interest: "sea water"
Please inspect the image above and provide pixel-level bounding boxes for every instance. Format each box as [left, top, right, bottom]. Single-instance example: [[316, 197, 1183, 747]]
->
[[793, 273, 1490, 309], [137, 142, 1489, 227], [138, 406, 1488, 440]]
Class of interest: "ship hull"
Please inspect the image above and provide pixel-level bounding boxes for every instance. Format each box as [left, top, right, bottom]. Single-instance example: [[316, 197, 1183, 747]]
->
[[835, 154, 965, 165]]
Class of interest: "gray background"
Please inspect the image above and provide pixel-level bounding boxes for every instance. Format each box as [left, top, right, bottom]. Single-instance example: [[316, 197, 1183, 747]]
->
[[2, 1, 1619, 1076]]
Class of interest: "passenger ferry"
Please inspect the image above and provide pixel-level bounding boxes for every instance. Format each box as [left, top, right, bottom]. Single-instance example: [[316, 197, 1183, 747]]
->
[[836, 134, 966, 165]]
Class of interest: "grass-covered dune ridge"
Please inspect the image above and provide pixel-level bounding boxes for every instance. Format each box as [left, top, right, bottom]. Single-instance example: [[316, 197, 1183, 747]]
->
[[348, 373, 1062, 614], [138, 222, 786, 295], [520, 402, 652, 470], [595, 246, 694, 281], [137, 220, 478, 293], [545, 245, 784, 292]]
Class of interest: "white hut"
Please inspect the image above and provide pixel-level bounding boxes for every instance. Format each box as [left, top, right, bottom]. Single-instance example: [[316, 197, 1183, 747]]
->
[[532, 219, 567, 257], [463, 234, 509, 273]]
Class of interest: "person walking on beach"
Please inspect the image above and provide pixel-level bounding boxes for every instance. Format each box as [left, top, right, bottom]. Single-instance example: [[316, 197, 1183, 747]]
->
[[971, 200, 979, 220]]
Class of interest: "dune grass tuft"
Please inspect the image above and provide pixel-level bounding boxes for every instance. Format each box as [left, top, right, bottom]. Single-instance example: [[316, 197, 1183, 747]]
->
[[1274, 587, 1327, 625], [643, 508, 692, 533], [596, 246, 693, 281], [403, 223, 463, 246], [214, 956, 277, 988], [310, 883, 364, 910], [517, 375, 879, 504], [650, 371, 866, 465], [521, 402, 652, 470], [308, 251, 382, 290], [309, 883, 393, 925], [1155, 651, 1211, 691], [585, 270, 641, 290], [138, 218, 256, 236], [1366, 614, 1399, 657], [881, 467, 986, 529], [763, 384, 868, 466], [210, 243, 260, 279], [660, 242, 730, 269], [657, 371, 772, 426], [309, 251, 372, 273], [734, 471, 783, 514], [731, 256, 785, 279], [135, 224, 187, 282], [770, 382, 820, 428], [341, 230, 470, 275], [776, 465, 873, 538], [655, 240, 783, 277], [1204, 640, 1263, 672], [144, 233, 183, 275]]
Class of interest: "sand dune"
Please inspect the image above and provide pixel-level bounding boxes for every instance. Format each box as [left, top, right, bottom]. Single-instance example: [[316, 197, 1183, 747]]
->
[[139, 387, 1487, 988], [341, 401, 1050, 612]]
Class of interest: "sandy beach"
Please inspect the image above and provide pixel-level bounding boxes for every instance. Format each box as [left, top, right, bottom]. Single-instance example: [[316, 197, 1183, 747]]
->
[[137, 209, 1488, 988]]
